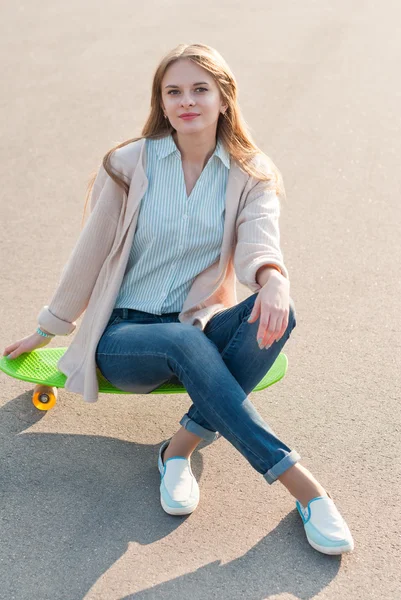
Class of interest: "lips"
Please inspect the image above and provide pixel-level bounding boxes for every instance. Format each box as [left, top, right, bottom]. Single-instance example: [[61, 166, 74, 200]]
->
[[179, 113, 200, 119]]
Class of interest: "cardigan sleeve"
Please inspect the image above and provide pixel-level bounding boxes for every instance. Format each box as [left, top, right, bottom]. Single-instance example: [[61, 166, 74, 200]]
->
[[233, 177, 289, 293], [37, 161, 126, 336]]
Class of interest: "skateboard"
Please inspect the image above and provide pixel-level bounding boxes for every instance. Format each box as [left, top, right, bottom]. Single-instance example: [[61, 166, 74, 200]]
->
[[0, 347, 288, 411]]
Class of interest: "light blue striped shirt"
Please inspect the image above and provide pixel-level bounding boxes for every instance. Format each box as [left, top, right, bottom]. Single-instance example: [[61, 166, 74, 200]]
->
[[114, 133, 231, 314]]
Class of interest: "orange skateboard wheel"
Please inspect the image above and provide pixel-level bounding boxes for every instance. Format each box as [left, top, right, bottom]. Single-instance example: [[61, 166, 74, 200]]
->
[[32, 385, 58, 410]]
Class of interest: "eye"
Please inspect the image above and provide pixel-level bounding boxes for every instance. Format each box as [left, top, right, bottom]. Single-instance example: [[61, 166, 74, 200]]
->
[[167, 87, 208, 95]]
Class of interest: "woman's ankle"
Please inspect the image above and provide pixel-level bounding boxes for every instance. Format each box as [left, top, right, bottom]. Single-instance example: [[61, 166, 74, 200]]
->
[[163, 427, 202, 462], [277, 462, 328, 507]]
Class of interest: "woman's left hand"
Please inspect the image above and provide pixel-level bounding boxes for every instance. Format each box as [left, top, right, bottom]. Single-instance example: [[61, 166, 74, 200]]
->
[[247, 272, 290, 349]]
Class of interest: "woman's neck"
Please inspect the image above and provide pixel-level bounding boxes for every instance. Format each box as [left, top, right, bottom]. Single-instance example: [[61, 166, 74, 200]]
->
[[172, 130, 217, 169]]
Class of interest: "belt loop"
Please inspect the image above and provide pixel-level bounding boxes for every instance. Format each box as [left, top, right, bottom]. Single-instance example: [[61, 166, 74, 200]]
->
[[122, 308, 128, 320]]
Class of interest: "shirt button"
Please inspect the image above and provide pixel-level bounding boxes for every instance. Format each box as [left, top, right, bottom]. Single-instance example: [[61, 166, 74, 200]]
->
[[183, 214, 188, 219]]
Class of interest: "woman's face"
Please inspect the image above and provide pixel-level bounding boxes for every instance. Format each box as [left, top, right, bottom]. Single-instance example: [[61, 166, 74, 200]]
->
[[160, 58, 227, 134]]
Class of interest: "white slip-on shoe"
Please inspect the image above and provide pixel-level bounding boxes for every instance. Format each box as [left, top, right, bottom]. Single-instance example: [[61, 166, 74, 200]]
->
[[157, 440, 200, 516], [296, 492, 355, 555]]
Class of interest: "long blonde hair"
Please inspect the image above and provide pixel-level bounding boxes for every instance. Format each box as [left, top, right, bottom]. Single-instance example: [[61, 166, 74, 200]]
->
[[81, 43, 285, 229]]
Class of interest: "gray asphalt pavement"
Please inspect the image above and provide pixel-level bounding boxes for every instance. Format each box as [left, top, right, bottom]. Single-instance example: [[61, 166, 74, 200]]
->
[[1, 1, 400, 599]]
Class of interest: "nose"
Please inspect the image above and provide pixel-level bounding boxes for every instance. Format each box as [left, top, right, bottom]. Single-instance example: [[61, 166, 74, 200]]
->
[[180, 93, 195, 107]]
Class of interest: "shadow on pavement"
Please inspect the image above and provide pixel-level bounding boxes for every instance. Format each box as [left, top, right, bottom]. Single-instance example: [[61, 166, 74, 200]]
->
[[0, 394, 340, 600]]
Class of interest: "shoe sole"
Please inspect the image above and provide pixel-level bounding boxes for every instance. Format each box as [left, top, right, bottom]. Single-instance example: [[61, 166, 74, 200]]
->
[[160, 493, 199, 516], [307, 536, 354, 555]]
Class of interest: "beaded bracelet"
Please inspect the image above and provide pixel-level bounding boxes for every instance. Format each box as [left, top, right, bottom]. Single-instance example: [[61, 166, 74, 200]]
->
[[36, 326, 55, 338]]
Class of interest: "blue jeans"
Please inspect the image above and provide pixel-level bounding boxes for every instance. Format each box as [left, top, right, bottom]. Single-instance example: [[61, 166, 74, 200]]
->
[[95, 293, 301, 485]]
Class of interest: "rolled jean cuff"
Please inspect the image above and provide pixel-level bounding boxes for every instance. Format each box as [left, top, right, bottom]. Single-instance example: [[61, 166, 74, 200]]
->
[[179, 414, 220, 443], [263, 449, 302, 485]]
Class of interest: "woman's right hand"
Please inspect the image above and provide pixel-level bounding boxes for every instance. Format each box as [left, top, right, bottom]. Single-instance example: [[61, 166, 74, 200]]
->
[[3, 331, 53, 360]]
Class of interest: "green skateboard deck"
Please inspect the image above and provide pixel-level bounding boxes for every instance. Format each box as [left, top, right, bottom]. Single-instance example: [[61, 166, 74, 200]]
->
[[0, 347, 288, 408]]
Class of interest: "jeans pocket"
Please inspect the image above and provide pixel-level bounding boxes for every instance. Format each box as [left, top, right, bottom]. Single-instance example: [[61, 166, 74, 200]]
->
[[107, 313, 124, 328]]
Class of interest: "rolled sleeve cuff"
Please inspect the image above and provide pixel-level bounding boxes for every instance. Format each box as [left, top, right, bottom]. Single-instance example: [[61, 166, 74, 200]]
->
[[244, 257, 289, 292], [37, 306, 76, 336]]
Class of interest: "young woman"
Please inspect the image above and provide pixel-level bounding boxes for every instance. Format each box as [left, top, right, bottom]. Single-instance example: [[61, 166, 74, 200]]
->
[[3, 43, 354, 555]]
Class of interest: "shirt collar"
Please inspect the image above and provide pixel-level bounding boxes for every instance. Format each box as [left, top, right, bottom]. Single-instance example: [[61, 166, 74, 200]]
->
[[154, 133, 230, 169]]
